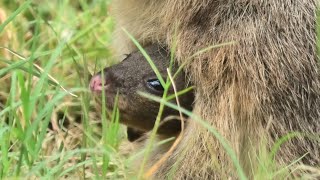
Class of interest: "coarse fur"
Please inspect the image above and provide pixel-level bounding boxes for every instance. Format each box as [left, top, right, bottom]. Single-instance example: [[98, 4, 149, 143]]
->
[[110, 1, 320, 179], [90, 44, 194, 139]]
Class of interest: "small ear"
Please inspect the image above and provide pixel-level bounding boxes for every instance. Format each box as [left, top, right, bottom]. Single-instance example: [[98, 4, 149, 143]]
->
[[123, 53, 132, 60], [127, 127, 145, 142]]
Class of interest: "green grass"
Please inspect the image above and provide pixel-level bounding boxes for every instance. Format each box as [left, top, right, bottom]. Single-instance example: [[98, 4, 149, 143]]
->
[[0, 0, 127, 179], [0, 1, 319, 179]]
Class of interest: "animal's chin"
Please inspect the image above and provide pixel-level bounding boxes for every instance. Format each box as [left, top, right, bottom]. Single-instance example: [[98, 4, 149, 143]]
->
[[102, 94, 129, 113], [106, 110, 141, 129]]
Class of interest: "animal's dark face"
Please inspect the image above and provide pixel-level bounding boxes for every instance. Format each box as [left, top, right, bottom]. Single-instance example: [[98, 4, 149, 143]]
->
[[90, 45, 194, 135]]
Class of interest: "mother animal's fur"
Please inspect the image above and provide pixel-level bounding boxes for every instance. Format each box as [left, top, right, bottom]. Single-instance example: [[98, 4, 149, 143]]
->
[[110, 1, 320, 179]]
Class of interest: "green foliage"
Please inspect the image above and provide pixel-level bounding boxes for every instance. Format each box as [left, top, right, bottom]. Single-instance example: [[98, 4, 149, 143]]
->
[[0, 0, 124, 179]]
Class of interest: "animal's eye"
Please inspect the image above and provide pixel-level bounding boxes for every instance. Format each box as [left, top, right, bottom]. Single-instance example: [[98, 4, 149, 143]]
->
[[147, 79, 164, 93]]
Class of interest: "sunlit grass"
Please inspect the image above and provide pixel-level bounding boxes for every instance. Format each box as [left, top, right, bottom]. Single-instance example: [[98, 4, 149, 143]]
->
[[0, 0, 126, 178]]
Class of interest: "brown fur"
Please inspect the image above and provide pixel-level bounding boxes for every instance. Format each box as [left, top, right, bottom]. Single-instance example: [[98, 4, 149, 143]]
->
[[110, 1, 320, 179], [90, 44, 194, 138]]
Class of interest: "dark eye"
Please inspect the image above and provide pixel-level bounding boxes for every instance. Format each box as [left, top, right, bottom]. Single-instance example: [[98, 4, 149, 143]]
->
[[147, 79, 164, 93]]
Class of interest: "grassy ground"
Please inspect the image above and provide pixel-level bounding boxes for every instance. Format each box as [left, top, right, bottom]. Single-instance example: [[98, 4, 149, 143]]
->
[[0, 0, 130, 179], [1, 1, 320, 179]]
